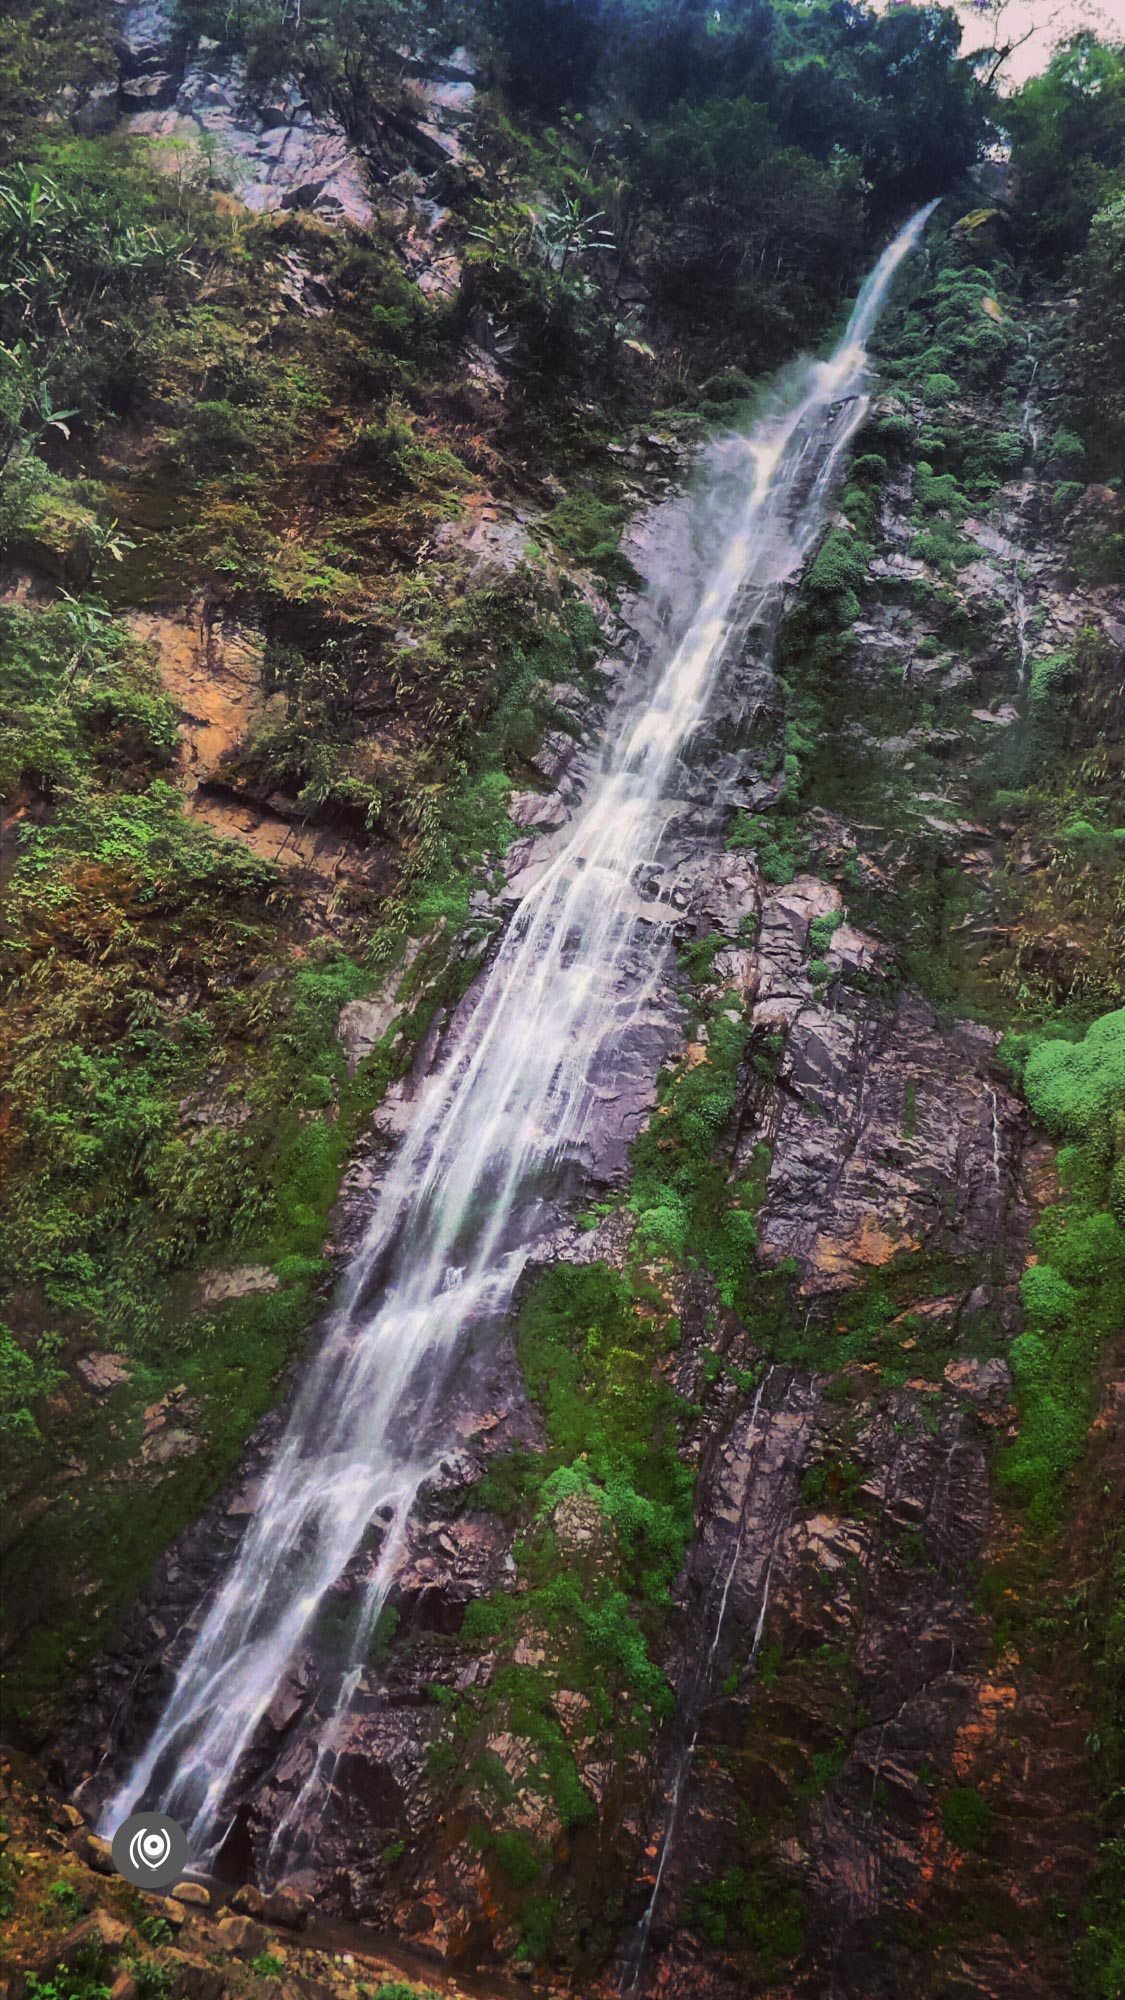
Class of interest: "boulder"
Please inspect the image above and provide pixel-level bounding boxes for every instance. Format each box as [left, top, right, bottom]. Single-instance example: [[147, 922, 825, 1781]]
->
[[213, 1913, 268, 1954], [72, 81, 120, 135], [76, 1353, 132, 1394], [172, 1881, 211, 1908], [228, 1883, 310, 1929]]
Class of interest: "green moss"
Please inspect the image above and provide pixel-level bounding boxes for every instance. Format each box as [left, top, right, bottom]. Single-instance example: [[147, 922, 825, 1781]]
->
[[517, 1893, 559, 1962], [516, 1263, 693, 1610], [544, 491, 638, 590], [942, 1786, 994, 1853], [630, 996, 764, 1309], [806, 527, 869, 600], [683, 1866, 804, 1967], [728, 811, 809, 884], [491, 1830, 542, 1889], [1022, 1011, 1125, 1141], [998, 1012, 1125, 1525]]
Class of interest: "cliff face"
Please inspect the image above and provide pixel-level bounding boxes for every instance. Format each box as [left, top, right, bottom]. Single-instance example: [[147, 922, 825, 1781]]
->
[[2, 10, 1123, 2000], [39, 205, 1125, 1999]]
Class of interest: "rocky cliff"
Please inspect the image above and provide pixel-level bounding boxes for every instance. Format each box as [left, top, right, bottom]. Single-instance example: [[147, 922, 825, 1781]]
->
[[1, 10, 1123, 2000], [36, 215, 1125, 2000]]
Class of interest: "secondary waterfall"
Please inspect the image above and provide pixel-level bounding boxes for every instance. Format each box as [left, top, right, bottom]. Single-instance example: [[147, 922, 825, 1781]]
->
[[101, 201, 937, 1869]]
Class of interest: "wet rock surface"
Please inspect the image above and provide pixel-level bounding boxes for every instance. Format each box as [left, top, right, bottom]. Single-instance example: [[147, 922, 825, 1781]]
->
[[0, 1750, 516, 2000], [49, 649, 1061, 1997], [36, 272, 1123, 2000]]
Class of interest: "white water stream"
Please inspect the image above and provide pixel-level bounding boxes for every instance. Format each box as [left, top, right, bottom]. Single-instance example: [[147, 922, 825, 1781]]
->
[[102, 202, 937, 1868]]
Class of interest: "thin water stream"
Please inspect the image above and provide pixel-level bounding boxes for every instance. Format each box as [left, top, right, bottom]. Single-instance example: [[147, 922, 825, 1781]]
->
[[618, 1371, 784, 1997], [1012, 326, 1041, 690], [100, 202, 938, 1874]]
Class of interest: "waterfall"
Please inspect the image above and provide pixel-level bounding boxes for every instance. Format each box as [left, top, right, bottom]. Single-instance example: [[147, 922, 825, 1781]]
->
[[100, 201, 938, 1868]]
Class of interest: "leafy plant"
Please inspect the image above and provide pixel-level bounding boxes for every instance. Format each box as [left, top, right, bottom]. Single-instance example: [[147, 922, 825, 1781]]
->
[[942, 1786, 994, 1853]]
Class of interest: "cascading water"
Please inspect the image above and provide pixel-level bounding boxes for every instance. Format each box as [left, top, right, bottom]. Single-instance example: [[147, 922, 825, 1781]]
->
[[100, 201, 937, 1872]]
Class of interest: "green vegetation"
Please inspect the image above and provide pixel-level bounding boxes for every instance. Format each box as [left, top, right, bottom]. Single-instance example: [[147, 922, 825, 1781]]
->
[[1072, 1526, 1124, 2000], [1, 580, 579, 1707], [451, 1260, 693, 1845], [42, 1879, 86, 1923], [941, 1786, 995, 1854], [515, 1262, 693, 1620], [629, 990, 764, 1307], [682, 1865, 804, 1968], [0, 0, 1122, 1985], [728, 811, 810, 885], [24, 1948, 111, 2000], [1007, 37, 1125, 477], [545, 492, 638, 590], [162, 0, 986, 390], [999, 1012, 1125, 1525]]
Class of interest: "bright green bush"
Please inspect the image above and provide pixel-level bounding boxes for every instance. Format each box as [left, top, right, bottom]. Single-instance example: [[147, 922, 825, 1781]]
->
[[1023, 1010, 1125, 1138], [807, 527, 868, 598], [1050, 428, 1085, 472], [1001, 1011, 1125, 1523], [1019, 1262, 1078, 1328]]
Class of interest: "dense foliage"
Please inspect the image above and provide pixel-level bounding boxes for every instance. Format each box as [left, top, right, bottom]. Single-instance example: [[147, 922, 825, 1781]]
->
[[1007, 35, 1125, 477]]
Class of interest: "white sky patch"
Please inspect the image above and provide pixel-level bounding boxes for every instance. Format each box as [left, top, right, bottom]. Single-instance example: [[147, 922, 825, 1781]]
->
[[877, 0, 1124, 89]]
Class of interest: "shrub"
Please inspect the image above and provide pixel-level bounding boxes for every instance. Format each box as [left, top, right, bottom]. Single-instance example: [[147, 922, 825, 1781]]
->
[[1049, 428, 1085, 472], [545, 491, 638, 590], [700, 367, 754, 403], [915, 460, 965, 514], [1019, 1263, 1078, 1328], [942, 1786, 994, 1852], [807, 527, 867, 597], [808, 912, 842, 954], [494, 1829, 541, 1889], [1000, 1011, 1125, 1523], [1023, 1010, 1125, 1139]]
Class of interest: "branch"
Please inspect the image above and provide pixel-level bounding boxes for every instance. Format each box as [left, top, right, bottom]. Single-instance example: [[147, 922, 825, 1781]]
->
[[980, 22, 1037, 90]]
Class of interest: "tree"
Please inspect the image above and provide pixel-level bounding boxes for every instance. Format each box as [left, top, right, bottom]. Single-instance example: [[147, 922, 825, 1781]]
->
[[1005, 32, 1125, 268]]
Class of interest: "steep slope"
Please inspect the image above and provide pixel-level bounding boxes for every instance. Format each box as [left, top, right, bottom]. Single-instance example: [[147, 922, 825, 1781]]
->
[[1, 11, 1123, 2000], [35, 207, 1125, 2000]]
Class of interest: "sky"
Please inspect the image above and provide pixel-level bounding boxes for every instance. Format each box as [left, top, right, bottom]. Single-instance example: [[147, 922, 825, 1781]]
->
[[883, 0, 1125, 87]]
